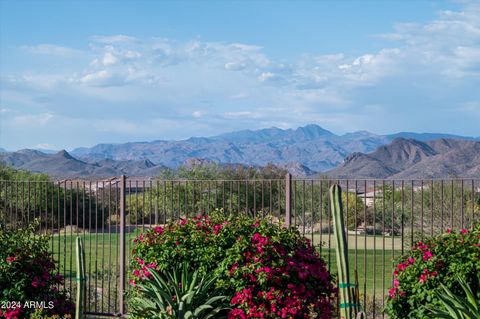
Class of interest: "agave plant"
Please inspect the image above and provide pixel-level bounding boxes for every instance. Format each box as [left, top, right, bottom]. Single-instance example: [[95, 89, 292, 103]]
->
[[128, 262, 229, 319], [426, 276, 479, 319]]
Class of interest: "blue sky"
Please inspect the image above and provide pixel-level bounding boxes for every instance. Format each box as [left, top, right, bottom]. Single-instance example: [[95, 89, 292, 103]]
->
[[1, 0, 479, 151]]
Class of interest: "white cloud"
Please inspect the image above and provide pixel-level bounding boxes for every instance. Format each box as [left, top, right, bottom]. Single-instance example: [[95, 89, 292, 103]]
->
[[12, 113, 54, 126], [92, 119, 139, 133], [223, 111, 262, 119], [3, 2, 480, 149], [102, 52, 118, 66], [192, 111, 203, 118], [79, 70, 112, 85], [34, 143, 56, 150], [258, 72, 275, 82], [91, 34, 137, 44], [230, 92, 249, 99], [21, 44, 80, 56]]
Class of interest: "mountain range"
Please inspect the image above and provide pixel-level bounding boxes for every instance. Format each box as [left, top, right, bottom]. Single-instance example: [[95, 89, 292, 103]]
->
[[0, 149, 167, 178], [326, 138, 480, 179], [70, 124, 478, 171], [1, 124, 479, 178]]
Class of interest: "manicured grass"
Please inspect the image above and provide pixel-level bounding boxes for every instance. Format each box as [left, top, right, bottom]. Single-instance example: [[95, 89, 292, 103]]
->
[[50, 232, 141, 313], [50, 232, 404, 299], [306, 232, 405, 250], [49, 231, 402, 315], [319, 248, 401, 297], [51, 232, 140, 281]]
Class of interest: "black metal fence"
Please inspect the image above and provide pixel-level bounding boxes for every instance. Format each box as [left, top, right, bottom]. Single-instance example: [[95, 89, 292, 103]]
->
[[0, 176, 479, 318]]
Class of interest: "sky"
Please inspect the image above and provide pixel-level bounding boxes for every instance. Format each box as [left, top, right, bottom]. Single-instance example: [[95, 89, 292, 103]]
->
[[1, 0, 479, 151]]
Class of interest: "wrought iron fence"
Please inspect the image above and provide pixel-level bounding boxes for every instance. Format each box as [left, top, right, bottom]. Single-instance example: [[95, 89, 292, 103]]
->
[[0, 176, 479, 318]]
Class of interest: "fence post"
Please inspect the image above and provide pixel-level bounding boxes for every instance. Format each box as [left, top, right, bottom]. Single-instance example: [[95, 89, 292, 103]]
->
[[285, 173, 292, 227], [119, 175, 126, 316]]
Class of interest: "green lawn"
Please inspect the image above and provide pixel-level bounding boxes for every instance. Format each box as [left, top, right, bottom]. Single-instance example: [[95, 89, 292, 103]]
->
[[320, 248, 400, 296], [49, 231, 402, 315], [307, 233, 405, 250], [50, 232, 404, 299]]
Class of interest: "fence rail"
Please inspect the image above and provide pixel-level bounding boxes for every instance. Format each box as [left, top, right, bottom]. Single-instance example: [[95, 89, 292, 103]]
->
[[1, 175, 479, 318]]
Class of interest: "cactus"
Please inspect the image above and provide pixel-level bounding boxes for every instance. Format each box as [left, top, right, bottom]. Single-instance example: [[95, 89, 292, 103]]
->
[[75, 237, 86, 319], [354, 270, 366, 319], [330, 184, 357, 319]]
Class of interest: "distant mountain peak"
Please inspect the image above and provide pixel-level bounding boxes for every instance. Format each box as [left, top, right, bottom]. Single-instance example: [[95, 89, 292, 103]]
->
[[386, 137, 436, 154], [140, 159, 156, 168], [17, 149, 48, 156], [54, 149, 76, 160], [342, 152, 366, 164], [294, 124, 334, 139], [280, 162, 316, 177]]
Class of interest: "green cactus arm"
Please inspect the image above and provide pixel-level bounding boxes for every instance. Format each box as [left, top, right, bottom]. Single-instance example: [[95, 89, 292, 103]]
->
[[330, 184, 357, 319]]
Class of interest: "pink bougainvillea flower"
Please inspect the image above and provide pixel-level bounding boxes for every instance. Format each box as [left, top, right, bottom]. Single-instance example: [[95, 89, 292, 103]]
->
[[419, 274, 428, 283], [388, 287, 397, 298], [393, 278, 400, 287], [1, 306, 22, 319], [213, 224, 222, 235], [446, 228, 452, 234], [228, 308, 247, 319], [397, 262, 408, 271], [5, 256, 16, 263], [32, 276, 41, 288], [423, 251, 433, 261], [132, 269, 141, 278], [408, 257, 415, 264], [153, 226, 164, 234], [143, 269, 152, 279], [461, 229, 468, 234]]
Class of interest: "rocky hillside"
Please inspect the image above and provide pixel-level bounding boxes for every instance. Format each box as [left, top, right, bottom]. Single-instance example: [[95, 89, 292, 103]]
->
[[0, 149, 167, 178], [326, 138, 480, 179]]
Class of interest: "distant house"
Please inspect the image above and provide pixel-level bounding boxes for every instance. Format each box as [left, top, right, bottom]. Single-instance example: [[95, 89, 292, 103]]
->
[[95, 177, 153, 193], [55, 177, 154, 193], [354, 186, 382, 206]]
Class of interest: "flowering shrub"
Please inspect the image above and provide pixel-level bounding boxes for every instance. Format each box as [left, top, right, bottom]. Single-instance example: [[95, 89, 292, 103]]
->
[[130, 211, 336, 319], [29, 308, 72, 319], [0, 223, 74, 319], [385, 224, 480, 319]]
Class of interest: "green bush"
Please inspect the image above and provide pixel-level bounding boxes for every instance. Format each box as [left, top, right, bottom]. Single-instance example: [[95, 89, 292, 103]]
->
[[130, 210, 336, 319], [0, 222, 74, 318], [29, 308, 73, 319], [385, 224, 480, 319]]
